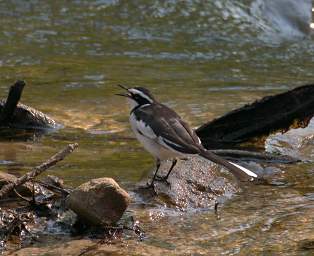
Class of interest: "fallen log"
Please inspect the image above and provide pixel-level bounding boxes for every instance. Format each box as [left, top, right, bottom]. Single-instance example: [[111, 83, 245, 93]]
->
[[196, 84, 314, 149], [0, 143, 78, 199], [0, 81, 58, 132]]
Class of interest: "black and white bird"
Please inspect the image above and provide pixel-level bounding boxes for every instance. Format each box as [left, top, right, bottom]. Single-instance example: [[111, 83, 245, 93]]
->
[[117, 85, 257, 186]]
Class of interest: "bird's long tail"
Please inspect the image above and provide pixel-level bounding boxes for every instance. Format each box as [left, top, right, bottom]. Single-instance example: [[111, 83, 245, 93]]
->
[[199, 149, 257, 181]]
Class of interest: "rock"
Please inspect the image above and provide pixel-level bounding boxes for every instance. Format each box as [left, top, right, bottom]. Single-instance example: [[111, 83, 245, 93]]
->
[[0, 171, 33, 197], [135, 156, 241, 209], [0, 100, 58, 129], [0, 81, 59, 140], [66, 178, 131, 226], [42, 175, 65, 188], [0, 81, 57, 130]]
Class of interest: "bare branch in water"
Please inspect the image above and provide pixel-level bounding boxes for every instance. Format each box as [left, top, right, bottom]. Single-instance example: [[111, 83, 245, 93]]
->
[[0, 143, 78, 199]]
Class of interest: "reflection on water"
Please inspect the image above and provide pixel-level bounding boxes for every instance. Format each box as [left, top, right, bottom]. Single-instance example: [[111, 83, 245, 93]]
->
[[0, 0, 314, 255], [266, 119, 314, 159]]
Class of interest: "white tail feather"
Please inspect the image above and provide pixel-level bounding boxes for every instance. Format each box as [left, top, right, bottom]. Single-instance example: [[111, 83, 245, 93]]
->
[[229, 162, 257, 178]]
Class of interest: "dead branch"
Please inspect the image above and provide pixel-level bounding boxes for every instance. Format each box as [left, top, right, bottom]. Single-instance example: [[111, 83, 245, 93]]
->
[[196, 84, 314, 149], [35, 180, 70, 195], [0, 143, 78, 199]]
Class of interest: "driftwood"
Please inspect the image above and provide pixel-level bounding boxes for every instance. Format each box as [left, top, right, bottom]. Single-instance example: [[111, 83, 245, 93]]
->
[[0, 143, 78, 199], [196, 84, 314, 149], [0, 81, 58, 131]]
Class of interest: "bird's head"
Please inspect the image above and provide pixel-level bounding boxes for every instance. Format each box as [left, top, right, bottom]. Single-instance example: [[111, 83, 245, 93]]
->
[[116, 84, 156, 110]]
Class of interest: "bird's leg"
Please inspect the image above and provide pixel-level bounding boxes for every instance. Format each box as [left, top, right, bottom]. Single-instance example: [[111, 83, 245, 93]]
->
[[147, 159, 161, 188], [164, 159, 177, 180], [156, 159, 177, 182]]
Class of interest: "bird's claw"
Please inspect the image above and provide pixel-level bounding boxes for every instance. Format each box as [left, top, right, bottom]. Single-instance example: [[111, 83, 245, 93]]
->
[[144, 181, 155, 189], [155, 175, 170, 185], [155, 175, 166, 181]]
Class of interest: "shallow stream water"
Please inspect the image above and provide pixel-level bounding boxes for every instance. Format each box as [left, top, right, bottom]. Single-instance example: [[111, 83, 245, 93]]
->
[[1, 1, 314, 255]]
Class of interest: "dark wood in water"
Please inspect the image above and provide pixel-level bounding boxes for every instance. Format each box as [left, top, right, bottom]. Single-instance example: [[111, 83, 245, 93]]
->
[[0, 80, 25, 125], [0, 81, 57, 136], [196, 84, 314, 149]]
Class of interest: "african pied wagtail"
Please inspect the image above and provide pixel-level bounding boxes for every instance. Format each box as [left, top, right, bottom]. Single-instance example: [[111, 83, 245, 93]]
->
[[117, 85, 257, 186]]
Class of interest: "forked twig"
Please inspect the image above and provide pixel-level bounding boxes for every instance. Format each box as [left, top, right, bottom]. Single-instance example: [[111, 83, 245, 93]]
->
[[0, 143, 78, 199]]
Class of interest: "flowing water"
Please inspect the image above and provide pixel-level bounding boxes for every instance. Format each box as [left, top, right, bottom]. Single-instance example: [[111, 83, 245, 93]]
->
[[1, 0, 314, 255]]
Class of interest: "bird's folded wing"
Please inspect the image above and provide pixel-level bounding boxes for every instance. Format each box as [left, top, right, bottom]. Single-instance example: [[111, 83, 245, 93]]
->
[[133, 104, 200, 154]]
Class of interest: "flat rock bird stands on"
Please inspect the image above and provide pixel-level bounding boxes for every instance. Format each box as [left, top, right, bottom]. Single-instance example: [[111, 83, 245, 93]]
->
[[117, 85, 257, 186]]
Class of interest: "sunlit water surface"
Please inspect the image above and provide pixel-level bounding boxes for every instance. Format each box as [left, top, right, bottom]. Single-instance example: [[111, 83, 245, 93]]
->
[[1, 0, 314, 255]]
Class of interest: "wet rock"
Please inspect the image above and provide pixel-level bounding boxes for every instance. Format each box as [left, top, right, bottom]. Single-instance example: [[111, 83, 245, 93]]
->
[[136, 156, 241, 209], [66, 178, 131, 226], [0, 171, 33, 198], [42, 175, 65, 188], [0, 81, 59, 140], [0, 101, 57, 129]]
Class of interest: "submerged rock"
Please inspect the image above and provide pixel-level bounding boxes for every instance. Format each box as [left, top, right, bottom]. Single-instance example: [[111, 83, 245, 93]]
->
[[136, 156, 241, 209], [66, 178, 131, 226]]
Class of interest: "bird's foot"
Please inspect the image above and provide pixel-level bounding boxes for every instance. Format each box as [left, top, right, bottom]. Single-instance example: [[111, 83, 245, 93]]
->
[[143, 181, 155, 189], [155, 175, 170, 185], [137, 181, 157, 195]]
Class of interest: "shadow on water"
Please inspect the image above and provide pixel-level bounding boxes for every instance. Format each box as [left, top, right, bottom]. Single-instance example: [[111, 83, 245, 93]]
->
[[0, 0, 314, 255]]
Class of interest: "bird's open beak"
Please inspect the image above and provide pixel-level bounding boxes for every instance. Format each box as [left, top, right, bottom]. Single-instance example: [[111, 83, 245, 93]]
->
[[115, 93, 129, 97], [115, 84, 131, 98]]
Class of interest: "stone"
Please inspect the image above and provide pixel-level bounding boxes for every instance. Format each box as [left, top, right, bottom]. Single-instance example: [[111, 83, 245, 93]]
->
[[136, 156, 243, 209], [42, 175, 65, 188], [66, 178, 131, 226], [0, 100, 57, 130]]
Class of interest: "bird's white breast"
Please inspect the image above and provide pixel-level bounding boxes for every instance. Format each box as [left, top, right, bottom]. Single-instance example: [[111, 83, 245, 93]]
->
[[129, 113, 181, 160]]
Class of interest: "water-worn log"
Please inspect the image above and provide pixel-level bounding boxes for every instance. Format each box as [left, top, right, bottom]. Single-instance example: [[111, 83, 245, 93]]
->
[[196, 84, 314, 149], [0, 81, 58, 131]]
